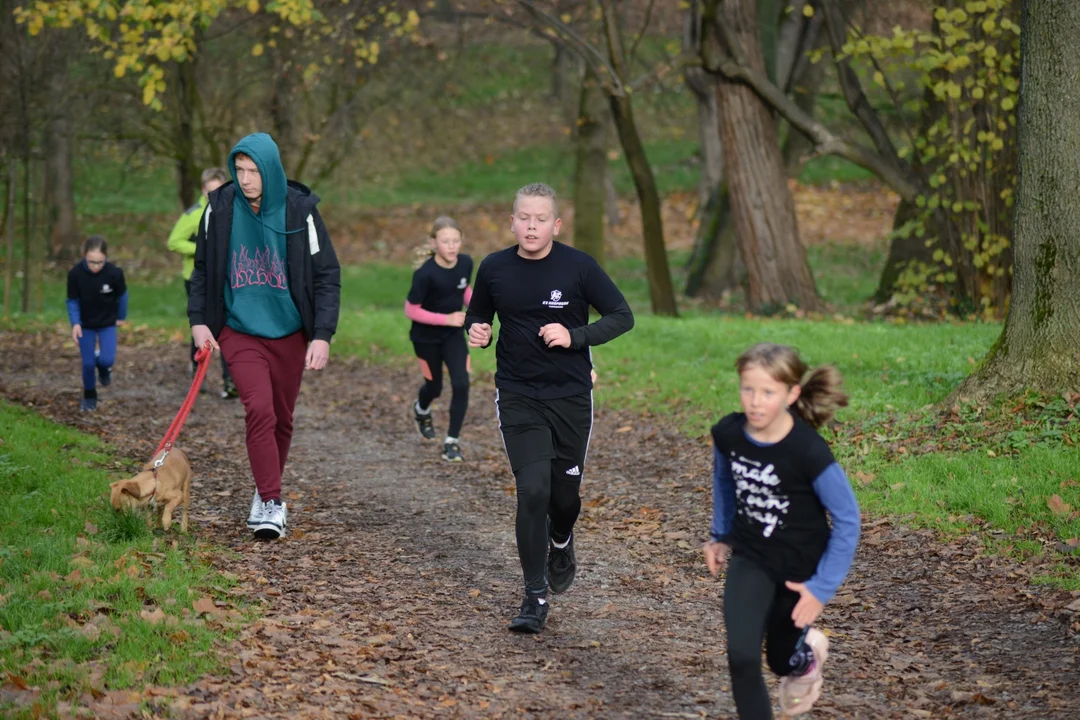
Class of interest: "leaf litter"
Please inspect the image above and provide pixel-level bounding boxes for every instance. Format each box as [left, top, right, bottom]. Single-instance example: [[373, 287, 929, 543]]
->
[[0, 333, 1077, 718]]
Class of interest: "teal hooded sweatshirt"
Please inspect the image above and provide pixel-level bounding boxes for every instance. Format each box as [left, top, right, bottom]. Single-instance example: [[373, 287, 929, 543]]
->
[[224, 133, 304, 339]]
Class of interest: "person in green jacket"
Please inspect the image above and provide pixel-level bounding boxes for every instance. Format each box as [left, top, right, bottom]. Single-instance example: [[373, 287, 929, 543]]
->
[[168, 167, 237, 398]]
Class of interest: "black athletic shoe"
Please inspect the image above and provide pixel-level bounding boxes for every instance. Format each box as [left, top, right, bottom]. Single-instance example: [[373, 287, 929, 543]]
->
[[508, 595, 549, 634], [221, 377, 240, 399], [442, 442, 463, 462], [80, 396, 97, 412], [98, 365, 112, 387], [548, 533, 577, 594], [414, 406, 436, 440]]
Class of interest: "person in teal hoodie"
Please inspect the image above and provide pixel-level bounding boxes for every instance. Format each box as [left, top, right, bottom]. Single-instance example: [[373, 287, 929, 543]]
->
[[188, 133, 341, 540], [166, 166, 237, 397]]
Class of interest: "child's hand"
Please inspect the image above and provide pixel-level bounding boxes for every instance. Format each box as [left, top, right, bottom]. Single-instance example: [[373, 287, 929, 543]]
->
[[539, 323, 571, 348], [468, 322, 492, 348], [785, 581, 825, 628], [71, 324, 82, 341], [446, 311, 466, 327], [703, 540, 730, 576], [116, 320, 127, 328]]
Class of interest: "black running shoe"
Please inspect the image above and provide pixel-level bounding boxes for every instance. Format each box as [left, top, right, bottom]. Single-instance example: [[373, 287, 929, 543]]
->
[[508, 595, 549, 634], [414, 405, 436, 440], [442, 442, 463, 462], [98, 365, 112, 387], [221, 377, 240, 399], [548, 533, 577, 594]]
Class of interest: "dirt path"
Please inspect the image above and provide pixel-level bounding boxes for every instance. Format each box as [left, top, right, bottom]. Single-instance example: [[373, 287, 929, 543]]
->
[[1, 332, 1076, 719]]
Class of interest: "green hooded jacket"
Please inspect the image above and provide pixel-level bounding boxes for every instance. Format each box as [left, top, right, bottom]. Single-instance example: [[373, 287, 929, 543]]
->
[[166, 195, 207, 280], [224, 133, 304, 339]]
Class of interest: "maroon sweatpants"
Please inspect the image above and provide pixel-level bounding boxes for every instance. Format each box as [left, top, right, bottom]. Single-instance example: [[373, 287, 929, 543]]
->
[[219, 326, 307, 502]]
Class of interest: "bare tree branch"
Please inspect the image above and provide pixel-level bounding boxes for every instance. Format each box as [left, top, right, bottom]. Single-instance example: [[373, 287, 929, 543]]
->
[[515, 0, 624, 94], [818, 0, 910, 176], [629, 51, 701, 92], [628, 0, 656, 65], [705, 1, 919, 201]]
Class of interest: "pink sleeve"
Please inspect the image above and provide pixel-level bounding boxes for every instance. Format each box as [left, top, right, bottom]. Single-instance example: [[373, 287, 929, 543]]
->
[[463, 285, 473, 306], [404, 300, 447, 326]]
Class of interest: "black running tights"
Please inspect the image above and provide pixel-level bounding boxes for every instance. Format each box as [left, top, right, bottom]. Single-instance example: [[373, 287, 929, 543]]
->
[[515, 459, 581, 597], [414, 333, 469, 438]]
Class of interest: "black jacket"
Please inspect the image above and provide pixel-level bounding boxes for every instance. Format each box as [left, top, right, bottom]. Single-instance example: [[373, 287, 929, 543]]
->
[[187, 180, 341, 343]]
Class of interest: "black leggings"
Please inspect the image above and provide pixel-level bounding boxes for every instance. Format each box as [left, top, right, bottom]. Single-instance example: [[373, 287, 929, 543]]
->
[[496, 390, 593, 597], [724, 554, 809, 720], [414, 333, 469, 438], [515, 460, 582, 597]]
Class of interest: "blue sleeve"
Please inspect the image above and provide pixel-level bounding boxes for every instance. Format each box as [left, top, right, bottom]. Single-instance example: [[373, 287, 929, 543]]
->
[[804, 462, 861, 604], [710, 445, 736, 542], [66, 299, 81, 326], [118, 291, 128, 321]]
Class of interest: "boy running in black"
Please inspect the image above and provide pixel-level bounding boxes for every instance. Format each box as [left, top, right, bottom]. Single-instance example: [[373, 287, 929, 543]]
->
[[465, 183, 634, 633]]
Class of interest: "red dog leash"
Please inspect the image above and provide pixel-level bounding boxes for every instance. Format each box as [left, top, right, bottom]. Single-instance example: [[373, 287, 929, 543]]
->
[[152, 341, 213, 469]]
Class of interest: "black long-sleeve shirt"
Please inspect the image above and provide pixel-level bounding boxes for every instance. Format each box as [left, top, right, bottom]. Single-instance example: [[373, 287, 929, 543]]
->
[[464, 242, 634, 399]]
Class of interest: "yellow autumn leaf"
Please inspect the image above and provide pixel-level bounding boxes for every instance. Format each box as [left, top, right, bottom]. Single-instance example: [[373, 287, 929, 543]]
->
[[803, 4, 814, 17], [252, 42, 264, 56], [248, 0, 260, 13]]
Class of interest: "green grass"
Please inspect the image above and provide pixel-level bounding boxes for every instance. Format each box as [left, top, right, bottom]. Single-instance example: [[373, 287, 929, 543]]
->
[[323, 139, 876, 210], [0, 402, 242, 717]]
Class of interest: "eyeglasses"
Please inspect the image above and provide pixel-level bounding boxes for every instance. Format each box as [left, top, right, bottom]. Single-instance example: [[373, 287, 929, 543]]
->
[[85, 259, 106, 267]]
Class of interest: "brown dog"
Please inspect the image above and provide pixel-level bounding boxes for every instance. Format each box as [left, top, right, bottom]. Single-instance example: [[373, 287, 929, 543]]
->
[[109, 448, 192, 532]]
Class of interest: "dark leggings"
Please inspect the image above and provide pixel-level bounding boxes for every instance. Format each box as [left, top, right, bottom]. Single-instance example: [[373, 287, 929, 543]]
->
[[515, 459, 581, 597], [414, 333, 470, 438], [724, 554, 809, 720]]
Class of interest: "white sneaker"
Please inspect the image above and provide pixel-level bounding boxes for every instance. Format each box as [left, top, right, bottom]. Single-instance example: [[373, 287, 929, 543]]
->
[[246, 490, 264, 528], [779, 628, 830, 716], [253, 500, 287, 540]]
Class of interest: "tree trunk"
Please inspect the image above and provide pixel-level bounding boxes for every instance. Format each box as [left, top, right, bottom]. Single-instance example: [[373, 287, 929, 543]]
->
[[601, 0, 678, 316], [685, 183, 738, 299], [683, 0, 724, 205], [709, 0, 821, 312], [953, 0, 1080, 401], [551, 41, 573, 102], [46, 58, 79, 263], [572, 64, 608, 266], [684, 0, 739, 299], [34, 155, 45, 314], [780, 56, 826, 177], [173, 59, 199, 208], [873, 198, 934, 303], [269, 43, 294, 174], [604, 174, 621, 227], [757, 0, 783, 84], [3, 159, 15, 320]]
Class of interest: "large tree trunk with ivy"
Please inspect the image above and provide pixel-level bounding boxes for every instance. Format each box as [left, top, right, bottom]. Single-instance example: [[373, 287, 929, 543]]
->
[[709, 0, 821, 312], [954, 0, 1080, 401], [572, 64, 608, 266]]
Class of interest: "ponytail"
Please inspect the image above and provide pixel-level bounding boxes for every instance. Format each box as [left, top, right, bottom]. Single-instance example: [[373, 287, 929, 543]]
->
[[735, 342, 849, 429], [793, 365, 849, 429]]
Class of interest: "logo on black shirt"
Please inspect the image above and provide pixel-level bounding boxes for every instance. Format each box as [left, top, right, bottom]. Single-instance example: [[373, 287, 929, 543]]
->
[[101, 284, 113, 294], [457, 277, 468, 289], [543, 289, 568, 308]]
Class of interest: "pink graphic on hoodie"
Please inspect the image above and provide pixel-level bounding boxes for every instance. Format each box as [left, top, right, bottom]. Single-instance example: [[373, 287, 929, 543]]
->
[[229, 246, 288, 290]]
